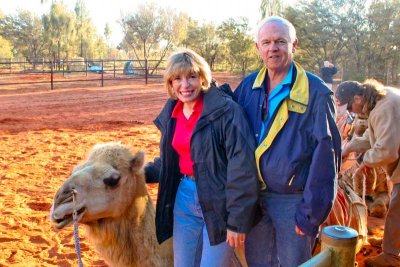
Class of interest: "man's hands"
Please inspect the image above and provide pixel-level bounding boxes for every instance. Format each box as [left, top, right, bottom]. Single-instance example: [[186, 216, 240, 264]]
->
[[357, 162, 373, 177], [226, 229, 246, 248], [342, 144, 351, 158]]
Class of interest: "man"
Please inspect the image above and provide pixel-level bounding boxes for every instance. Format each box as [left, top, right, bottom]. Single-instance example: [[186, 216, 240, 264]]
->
[[233, 16, 341, 267], [338, 80, 400, 267], [320, 60, 338, 91]]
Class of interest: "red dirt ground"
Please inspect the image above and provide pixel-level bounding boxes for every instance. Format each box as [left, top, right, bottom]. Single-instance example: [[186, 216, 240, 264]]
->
[[0, 72, 383, 266]]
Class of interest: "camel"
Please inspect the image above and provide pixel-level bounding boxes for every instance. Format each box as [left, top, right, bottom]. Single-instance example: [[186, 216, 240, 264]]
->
[[340, 114, 390, 218], [50, 142, 173, 267]]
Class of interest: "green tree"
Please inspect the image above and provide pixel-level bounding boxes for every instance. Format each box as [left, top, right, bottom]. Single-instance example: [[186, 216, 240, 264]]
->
[[366, 0, 400, 84], [260, 0, 284, 18], [104, 23, 111, 45], [42, 2, 76, 62], [218, 18, 258, 76], [0, 36, 13, 58], [0, 10, 46, 60], [121, 2, 188, 73], [182, 21, 221, 70]]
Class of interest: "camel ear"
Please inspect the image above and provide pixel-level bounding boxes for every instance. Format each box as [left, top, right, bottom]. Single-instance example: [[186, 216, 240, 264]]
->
[[131, 151, 145, 171]]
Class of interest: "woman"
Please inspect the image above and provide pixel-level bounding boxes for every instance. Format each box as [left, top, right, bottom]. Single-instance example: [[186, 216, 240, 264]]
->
[[145, 49, 259, 267]]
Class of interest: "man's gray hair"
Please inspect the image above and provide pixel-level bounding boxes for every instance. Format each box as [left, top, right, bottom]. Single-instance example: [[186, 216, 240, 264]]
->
[[256, 16, 297, 43]]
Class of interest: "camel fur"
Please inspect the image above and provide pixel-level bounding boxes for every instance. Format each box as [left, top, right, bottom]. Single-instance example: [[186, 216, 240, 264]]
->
[[50, 142, 173, 267], [340, 115, 390, 218]]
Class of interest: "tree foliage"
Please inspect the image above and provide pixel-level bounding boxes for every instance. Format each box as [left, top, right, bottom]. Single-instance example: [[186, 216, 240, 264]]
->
[[0, 36, 13, 58], [260, 0, 284, 18], [0, 10, 46, 60], [1, 0, 400, 84], [181, 21, 221, 70], [283, 0, 400, 84], [218, 18, 259, 76], [120, 2, 189, 73]]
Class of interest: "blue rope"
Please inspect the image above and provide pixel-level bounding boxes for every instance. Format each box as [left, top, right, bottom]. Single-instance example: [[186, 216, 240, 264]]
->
[[72, 190, 84, 267]]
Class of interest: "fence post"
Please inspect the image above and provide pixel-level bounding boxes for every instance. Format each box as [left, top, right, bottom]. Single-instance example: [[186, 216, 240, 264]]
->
[[321, 226, 358, 267], [42, 58, 45, 74], [113, 59, 116, 78], [50, 60, 54, 90], [101, 59, 104, 87], [299, 225, 358, 267], [145, 58, 148, 85], [9, 58, 12, 73]]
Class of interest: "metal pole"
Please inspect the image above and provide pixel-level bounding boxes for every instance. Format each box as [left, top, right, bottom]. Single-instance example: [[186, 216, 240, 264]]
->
[[50, 60, 54, 90], [300, 225, 358, 267], [298, 250, 331, 267], [101, 60, 104, 87], [145, 58, 148, 85]]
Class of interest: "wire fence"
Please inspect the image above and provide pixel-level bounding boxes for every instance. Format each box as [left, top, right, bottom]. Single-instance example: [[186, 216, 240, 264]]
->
[[0, 58, 166, 89]]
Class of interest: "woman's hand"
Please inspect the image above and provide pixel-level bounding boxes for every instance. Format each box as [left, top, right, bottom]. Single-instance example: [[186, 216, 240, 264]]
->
[[295, 225, 305, 236], [226, 229, 246, 248]]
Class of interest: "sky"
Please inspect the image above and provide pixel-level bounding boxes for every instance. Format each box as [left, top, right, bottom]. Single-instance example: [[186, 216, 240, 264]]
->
[[0, 0, 270, 46]]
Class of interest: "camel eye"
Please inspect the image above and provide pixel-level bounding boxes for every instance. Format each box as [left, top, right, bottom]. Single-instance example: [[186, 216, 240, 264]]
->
[[103, 174, 121, 188]]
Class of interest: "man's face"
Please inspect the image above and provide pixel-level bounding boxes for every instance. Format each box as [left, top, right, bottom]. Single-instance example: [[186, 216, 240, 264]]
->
[[346, 95, 365, 115], [256, 22, 298, 73]]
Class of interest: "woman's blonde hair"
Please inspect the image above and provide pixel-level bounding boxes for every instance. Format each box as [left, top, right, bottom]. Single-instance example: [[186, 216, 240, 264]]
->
[[164, 48, 212, 99]]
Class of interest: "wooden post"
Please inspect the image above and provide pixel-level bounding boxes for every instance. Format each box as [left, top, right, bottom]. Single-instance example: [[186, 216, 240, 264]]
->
[[113, 59, 116, 78]]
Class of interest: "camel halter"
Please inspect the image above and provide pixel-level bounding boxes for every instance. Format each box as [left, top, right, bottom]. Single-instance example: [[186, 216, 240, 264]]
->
[[72, 189, 84, 267]]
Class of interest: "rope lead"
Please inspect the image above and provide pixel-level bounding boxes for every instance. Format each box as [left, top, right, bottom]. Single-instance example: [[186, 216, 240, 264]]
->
[[72, 189, 84, 267]]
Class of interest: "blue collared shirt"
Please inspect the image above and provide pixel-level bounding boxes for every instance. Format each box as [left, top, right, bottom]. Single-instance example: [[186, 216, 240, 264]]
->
[[258, 63, 293, 144]]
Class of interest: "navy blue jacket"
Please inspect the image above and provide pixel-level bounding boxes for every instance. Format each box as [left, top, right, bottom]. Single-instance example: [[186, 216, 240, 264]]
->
[[320, 66, 337, 83], [145, 85, 260, 245], [234, 62, 341, 236]]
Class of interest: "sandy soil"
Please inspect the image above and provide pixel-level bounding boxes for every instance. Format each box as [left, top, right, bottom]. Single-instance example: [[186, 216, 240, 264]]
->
[[0, 72, 383, 266]]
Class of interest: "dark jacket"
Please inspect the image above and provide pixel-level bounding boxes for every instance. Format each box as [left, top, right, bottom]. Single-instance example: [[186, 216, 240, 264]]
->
[[319, 66, 337, 83], [145, 85, 260, 245], [234, 62, 341, 236]]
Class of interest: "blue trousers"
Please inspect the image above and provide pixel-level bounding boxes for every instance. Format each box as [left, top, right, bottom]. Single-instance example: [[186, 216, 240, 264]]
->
[[173, 177, 233, 267], [245, 192, 315, 267]]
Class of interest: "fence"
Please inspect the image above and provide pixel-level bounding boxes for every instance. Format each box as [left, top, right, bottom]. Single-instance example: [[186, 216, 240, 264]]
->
[[0, 58, 166, 89], [299, 225, 358, 267]]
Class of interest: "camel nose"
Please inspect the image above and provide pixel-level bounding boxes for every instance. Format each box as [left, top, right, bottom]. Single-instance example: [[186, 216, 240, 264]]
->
[[54, 183, 75, 205]]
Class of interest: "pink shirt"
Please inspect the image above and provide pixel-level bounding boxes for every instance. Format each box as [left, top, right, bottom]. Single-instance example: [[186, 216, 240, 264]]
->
[[171, 96, 204, 175]]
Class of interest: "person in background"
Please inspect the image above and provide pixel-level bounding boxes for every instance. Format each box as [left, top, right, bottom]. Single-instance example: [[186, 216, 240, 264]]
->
[[320, 60, 338, 90], [233, 16, 341, 267], [338, 80, 400, 267], [144, 48, 259, 267]]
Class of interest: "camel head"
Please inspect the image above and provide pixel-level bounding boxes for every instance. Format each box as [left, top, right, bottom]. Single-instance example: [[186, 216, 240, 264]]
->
[[50, 142, 145, 229]]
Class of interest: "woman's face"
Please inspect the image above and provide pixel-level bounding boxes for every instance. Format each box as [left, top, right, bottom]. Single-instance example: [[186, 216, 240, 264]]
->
[[171, 72, 202, 104]]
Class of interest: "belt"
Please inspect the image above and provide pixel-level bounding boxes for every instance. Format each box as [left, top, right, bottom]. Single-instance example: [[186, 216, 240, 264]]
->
[[182, 175, 195, 181]]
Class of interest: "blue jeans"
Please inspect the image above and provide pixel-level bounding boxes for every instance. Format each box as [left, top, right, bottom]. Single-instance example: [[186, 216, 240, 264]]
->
[[245, 192, 314, 267], [173, 177, 233, 267]]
